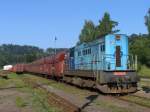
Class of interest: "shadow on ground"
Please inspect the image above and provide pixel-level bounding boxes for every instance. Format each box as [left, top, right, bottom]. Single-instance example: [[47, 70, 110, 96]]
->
[[80, 94, 99, 111], [142, 86, 150, 93]]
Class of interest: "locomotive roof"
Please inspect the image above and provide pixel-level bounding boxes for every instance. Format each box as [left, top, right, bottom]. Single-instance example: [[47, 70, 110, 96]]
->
[[75, 34, 127, 50]]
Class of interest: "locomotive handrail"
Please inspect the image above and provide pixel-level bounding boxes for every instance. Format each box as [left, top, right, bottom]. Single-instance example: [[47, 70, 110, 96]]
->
[[65, 53, 137, 71]]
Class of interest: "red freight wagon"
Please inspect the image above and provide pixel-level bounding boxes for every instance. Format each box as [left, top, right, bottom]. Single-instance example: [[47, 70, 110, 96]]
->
[[12, 51, 66, 80], [11, 64, 25, 73], [53, 52, 66, 77]]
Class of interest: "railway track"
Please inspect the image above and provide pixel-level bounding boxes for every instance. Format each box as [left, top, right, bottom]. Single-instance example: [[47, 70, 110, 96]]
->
[[22, 77, 81, 112], [139, 78, 150, 93], [141, 78, 150, 82], [109, 80, 150, 108], [132, 94, 150, 100], [22, 74, 150, 111], [111, 93, 150, 108], [121, 96, 149, 108]]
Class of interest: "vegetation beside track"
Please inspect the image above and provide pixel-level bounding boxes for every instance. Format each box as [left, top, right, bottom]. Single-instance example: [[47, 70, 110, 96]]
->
[[140, 80, 150, 87], [94, 99, 131, 112], [22, 76, 80, 112], [0, 73, 61, 112], [139, 65, 150, 78], [23, 74, 93, 100], [119, 95, 150, 108]]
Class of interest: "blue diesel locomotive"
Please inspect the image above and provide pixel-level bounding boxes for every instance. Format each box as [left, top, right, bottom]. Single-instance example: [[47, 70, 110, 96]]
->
[[64, 34, 139, 93]]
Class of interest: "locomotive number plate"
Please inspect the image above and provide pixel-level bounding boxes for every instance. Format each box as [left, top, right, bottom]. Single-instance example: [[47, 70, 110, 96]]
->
[[114, 72, 126, 76]]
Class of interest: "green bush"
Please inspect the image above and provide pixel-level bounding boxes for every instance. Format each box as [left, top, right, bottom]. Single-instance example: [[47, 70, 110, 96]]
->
[[138, 65, 150, 78]]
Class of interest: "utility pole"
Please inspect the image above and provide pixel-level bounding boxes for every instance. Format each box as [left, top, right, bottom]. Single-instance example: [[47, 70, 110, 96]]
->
[[54, 36, 57, 55]]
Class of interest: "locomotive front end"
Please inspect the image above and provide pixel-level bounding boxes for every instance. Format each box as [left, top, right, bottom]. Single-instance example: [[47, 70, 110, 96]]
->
[[96, 34, 139, 93]]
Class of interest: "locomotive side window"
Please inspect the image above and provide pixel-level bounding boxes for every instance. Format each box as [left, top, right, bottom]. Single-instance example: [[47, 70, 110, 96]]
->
[[101, 44, 105, 52], [78, 51, 81, 56], [103, 44, 105, 51], [88, 48, 91, 54], [85, 50, 88, 55], [82, 50, 85, 55], [82, 48, 91, 55]]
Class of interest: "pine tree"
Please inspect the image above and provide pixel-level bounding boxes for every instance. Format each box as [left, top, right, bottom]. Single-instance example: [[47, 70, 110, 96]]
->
[[79, 20, 96, 43], [96, 12, 119, 37], [78, 12, 119, 44]]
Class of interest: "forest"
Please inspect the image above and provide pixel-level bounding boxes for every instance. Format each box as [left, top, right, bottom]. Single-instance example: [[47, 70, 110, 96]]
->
[[0, 44, 67, 68]]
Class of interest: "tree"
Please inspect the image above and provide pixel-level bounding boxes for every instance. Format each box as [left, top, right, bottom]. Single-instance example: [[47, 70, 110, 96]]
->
[[46, 48, 55, 55], [145, 8, 150, 36], [96, 12, 119, 37], [79, 20, 96, 43], [25, 53, 37, 63], [129, 34, 150, 67], [45, 48, 68, 56], [78, 12, 119, 44], [0, 44, 45, 67]]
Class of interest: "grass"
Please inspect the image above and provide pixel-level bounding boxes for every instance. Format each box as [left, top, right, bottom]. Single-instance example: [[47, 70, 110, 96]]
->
[[0, 73, 25, 88], [31, 88, 62, 112], [15, 97, 27, 108], [0, 73, 61, 112], [140, 80, 150, 87], [18, 74, 62, 112], [49, 82, 91, 99], [121, 95, 150, 108], [94, 99, 133, 112], [23, 74, 91, 100], [139, 65, 150, 78], [16, 85, 61, 112]]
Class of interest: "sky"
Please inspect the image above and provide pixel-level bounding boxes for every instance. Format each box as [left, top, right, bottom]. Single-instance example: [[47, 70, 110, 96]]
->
[[0, 0, 149, 49]]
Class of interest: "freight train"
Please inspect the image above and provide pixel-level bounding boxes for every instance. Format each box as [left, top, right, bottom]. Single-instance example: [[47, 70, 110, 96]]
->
[[10, 34, 139, 93]]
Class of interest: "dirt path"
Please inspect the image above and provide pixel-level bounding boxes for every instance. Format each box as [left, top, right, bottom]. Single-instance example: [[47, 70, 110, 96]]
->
[[133, 90, 150, 99], [0, 73, 61, 112], [0, 89, 33, 112]]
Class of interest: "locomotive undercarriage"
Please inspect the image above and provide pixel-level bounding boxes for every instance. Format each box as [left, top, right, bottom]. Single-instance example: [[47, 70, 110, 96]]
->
[[63, 70, 138, 93]]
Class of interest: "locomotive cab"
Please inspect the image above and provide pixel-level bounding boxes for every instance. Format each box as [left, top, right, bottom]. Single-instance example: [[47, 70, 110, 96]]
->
[[104, 34, 132, 71]]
